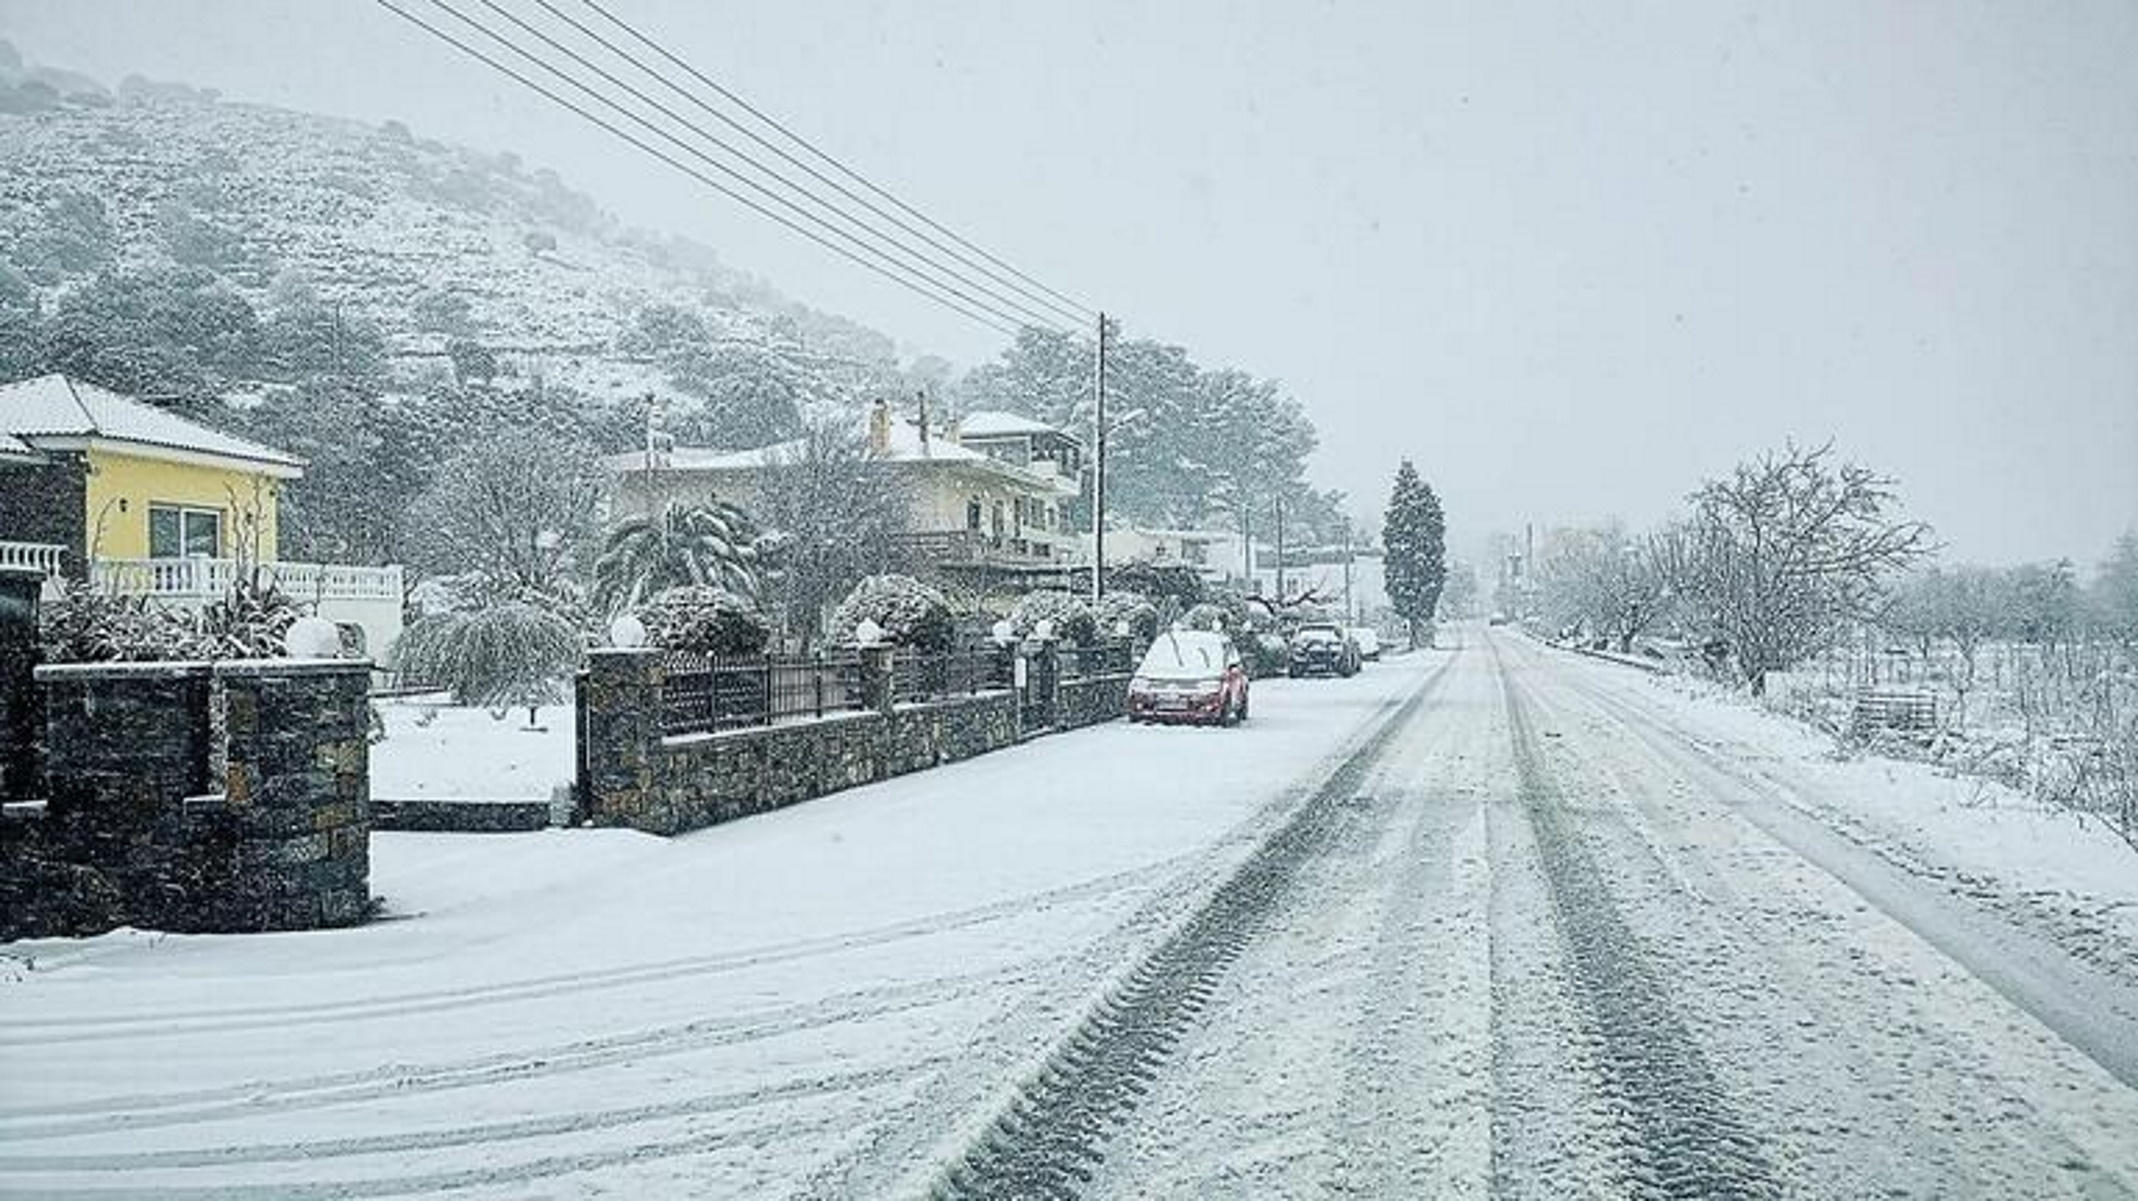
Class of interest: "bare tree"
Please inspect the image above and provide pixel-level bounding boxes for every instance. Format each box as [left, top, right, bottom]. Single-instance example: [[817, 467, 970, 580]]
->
[[754, 418, 915, 645], [1535, 519, 1676, 652], [408, 429, 600, 600], [1678, 443, 1932, 694]]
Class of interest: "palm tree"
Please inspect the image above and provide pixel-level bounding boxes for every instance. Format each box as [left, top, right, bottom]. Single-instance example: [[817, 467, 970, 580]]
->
[[592, 499, 762, 615]]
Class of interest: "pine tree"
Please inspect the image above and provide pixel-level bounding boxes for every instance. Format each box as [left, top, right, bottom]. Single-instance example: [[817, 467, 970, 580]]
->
[[1383, 460, 1446, 648]]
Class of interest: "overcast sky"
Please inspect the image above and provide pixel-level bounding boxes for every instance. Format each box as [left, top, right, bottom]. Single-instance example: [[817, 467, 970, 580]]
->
[[4, 0, 2133, 568]]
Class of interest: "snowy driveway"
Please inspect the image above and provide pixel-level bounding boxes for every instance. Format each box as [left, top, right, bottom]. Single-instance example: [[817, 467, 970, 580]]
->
[[6, 633, 2138, 1198]]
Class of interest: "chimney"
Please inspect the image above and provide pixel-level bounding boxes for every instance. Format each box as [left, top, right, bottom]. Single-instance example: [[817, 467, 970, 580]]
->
[[869, 398, 891, 455]]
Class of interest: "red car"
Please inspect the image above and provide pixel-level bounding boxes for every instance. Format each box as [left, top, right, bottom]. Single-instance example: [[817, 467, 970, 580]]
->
[[1126, 631, 1250, 726]]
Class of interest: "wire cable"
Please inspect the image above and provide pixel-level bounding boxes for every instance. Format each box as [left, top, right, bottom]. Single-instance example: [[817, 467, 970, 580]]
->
[[374, 0, 1029, 336], [469, 0, 1076, 332], [534, 0, 1091, 328], [572, 0, 1096, 323]]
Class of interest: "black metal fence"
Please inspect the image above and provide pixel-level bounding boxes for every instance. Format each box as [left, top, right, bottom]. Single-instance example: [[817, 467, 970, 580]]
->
[[893, 646, 1011, 703], [1061, 641, 1134, 679], [659, 640, 1138, 737], [662, 651, 864, 736]]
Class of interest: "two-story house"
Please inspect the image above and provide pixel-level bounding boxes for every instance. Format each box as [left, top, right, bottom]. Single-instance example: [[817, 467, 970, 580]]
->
[[0, 373, 405, 656], [603, 399, 1087, 594]]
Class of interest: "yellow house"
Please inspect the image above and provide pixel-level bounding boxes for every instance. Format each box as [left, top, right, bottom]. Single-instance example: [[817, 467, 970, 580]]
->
[[0, 373, 404, 657]]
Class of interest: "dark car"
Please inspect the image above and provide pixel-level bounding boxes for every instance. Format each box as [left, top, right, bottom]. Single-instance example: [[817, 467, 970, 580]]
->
[[1127, 631, 1250, 726], [1287, 623, 1360, 678]]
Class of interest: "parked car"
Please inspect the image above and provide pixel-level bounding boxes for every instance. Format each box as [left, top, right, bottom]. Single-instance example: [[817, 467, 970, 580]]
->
[[1127, 631, 1250, 726], [1287, 622, 1360, 678], [1348, 627, 1381, 661], [1488, 612, 1511, 626]]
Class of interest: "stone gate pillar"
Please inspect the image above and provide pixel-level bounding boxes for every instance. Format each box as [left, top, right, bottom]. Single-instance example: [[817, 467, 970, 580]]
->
[[212, 659, 373, 930]]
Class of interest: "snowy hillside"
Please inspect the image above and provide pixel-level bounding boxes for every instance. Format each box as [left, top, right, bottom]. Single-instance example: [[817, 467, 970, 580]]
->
[[0, 42, 908, 407]]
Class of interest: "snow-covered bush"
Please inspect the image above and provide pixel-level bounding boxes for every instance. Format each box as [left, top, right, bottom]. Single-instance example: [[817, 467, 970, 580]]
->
[[1011, 590, 1098, 646], [38, 576, 301, 663], [393, 601, 583, 725], [38, 580, 192, 663], [827, 574, 953, 651], [1095, 590, 1160, 643], [632, 585, 769, 656]]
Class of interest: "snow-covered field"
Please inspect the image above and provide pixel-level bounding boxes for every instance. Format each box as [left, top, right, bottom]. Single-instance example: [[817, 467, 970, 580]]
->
[[0, 664, 1425, 1198], [369, 697, 575, 803]]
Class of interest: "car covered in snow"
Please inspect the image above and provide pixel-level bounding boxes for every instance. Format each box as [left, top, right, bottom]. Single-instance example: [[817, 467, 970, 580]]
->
[[1127, 631, 1250, 725], [1347, 626, 1381, 661], [1287, 623, 1360, 678]]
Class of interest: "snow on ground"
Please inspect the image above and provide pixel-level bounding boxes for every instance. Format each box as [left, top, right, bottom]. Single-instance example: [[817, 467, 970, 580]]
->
[[369, 696, 575, 802], [0, 662, 1428, 1198], [1543, 640, 2138, 979]]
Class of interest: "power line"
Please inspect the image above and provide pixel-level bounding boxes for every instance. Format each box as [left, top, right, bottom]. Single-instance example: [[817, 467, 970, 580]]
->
[[572, 0, 1097, 324], [373, 0, 1029, 336], [463, 0, 1078, 333], [535, 0, 1091, 329], [416, 0, 1061, 334]]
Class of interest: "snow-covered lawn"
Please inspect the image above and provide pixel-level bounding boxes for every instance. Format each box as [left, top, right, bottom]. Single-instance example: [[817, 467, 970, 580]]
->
[[0, 661, 1431, 1198], [369, 695, 575, 802]]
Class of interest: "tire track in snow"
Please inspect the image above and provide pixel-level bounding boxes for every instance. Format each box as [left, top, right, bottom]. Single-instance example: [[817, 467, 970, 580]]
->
[[923, 653, 1456, 1200], [0, 1058, 941, 1173], [0, 962, 1019, 1142], [0, 858, 1179, 1051], [1492, 634, 1779, 1200]]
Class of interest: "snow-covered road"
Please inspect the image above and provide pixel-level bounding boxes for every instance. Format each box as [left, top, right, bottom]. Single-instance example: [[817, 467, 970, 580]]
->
[[5, 630, 2138, 1198]]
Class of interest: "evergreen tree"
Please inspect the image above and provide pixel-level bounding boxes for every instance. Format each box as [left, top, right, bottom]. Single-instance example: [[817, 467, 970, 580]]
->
[[1383, 459, 1446, 647]]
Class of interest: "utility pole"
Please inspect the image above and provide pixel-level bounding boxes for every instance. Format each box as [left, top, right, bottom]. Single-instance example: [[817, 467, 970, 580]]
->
[[1341, 515, 1354, 624], [1091, 311, 1108, 604], [1274, 494, 1286, 606]]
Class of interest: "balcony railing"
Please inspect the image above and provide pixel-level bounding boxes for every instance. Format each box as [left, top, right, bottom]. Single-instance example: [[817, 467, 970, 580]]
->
[[900, 529, 1085, 569], [0, 540, 67, 576], [92, 558, 404, 603]]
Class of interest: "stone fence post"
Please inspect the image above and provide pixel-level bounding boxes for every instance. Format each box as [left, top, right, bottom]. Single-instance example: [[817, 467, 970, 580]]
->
[[211, 659, 373, 930], [858, 644, 897, 716], [0, 567, 41, 801], [581, 648, 661, 829], [34, 660, 214, 927]]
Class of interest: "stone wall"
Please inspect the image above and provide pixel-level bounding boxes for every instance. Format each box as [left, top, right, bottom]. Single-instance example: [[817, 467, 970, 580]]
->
[[370, 798, 555, 833], [1, 658, 373, 940], [0, 454, 87, 576], [580, 643, 1095, 838], [0, 568, 44, 801]]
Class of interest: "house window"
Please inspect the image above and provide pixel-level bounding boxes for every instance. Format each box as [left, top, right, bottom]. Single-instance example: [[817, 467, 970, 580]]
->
[[148, 505, 223, 559], [966, 498, 983, 531]]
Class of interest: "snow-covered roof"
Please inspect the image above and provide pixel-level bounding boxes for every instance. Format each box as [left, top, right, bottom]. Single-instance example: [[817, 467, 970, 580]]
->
[[0, 374, 306, 475], [958, 410, 1064, 440], [608, 418, 996, 474], [0, 430, 41, 463]]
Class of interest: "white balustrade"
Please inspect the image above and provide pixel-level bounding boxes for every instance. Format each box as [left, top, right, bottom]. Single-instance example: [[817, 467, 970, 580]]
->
[[91, 558, 402, 602], [0, 541, 67, 576]]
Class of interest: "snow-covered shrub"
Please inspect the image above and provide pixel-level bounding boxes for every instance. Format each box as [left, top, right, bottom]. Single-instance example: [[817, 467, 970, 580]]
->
[[38, 576, 301, 663], [392, 601, 583, 724], [186, 577, 300, 660], [1011, 590, 1098, 646], [1095, 590, 1160, 643], [38, 580, 192, 663], [827, 574, 953, 651], [632, 585, 769, 656]]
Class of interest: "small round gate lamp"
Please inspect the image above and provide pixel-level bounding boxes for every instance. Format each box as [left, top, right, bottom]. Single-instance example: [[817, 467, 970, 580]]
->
[[853, 617, 887, 646], [607, 613, 648, 648], [284, 614, 341, 659]]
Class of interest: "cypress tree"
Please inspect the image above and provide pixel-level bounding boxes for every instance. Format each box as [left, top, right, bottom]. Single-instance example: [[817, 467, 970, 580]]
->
[[1383, 459, 1447, 647]]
